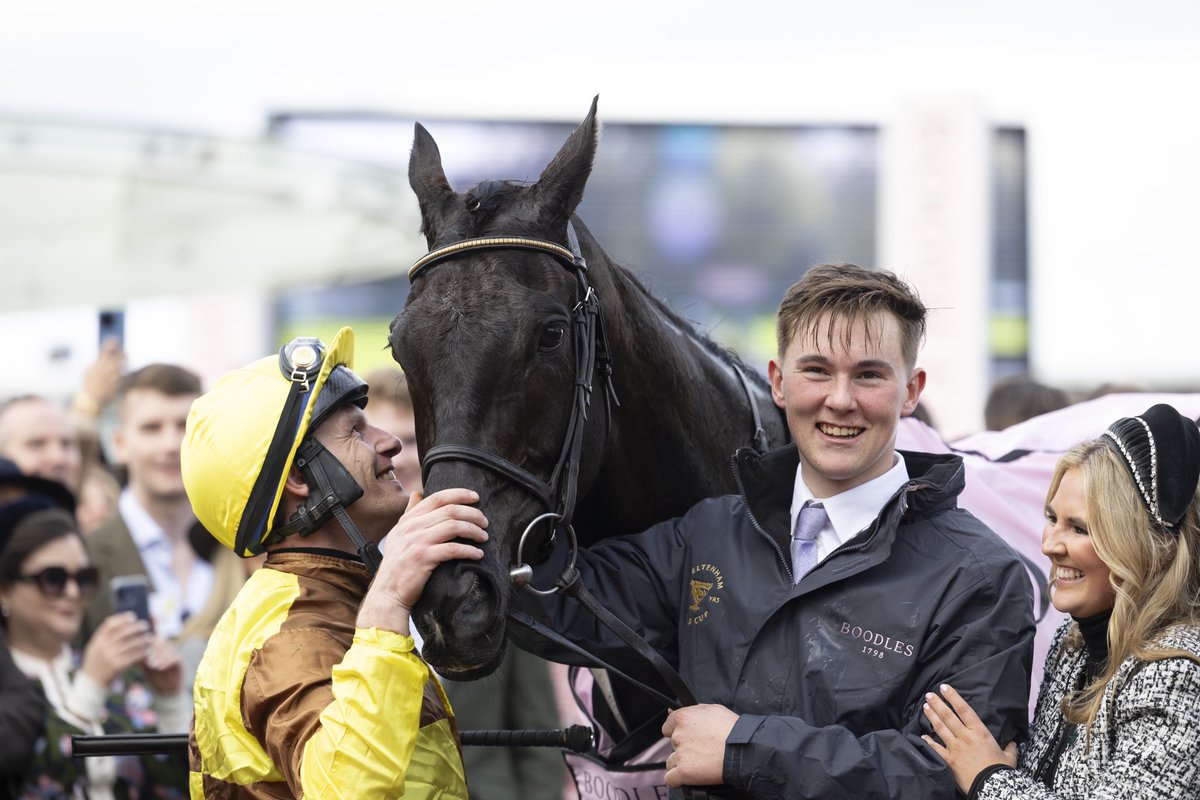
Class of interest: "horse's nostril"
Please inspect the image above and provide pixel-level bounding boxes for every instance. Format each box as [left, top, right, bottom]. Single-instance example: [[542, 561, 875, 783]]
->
[[455, 572, 498, 626]]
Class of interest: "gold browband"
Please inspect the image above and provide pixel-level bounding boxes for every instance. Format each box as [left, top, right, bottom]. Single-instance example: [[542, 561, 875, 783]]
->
[[408, 236, 578, 282]]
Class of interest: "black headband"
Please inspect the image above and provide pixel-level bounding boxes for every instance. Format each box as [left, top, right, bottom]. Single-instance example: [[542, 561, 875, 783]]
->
[[1101, 403, 1200, 530]]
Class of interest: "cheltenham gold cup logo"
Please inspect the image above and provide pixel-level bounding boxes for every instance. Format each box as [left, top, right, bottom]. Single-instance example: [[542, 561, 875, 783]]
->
[[687, 563, 724, 625]]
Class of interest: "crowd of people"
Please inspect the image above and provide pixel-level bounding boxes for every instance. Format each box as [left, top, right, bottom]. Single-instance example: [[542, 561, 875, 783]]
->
[[0, 261, 1197, 799]]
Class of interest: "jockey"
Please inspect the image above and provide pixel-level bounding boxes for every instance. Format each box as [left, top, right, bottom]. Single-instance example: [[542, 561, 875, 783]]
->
[[181, 326, 488, 799]]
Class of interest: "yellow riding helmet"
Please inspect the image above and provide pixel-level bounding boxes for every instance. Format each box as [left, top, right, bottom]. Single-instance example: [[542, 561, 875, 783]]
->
[[182, 327, 368, 557]]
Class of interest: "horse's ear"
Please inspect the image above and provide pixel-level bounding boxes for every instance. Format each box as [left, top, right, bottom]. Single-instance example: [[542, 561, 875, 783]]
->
[[533, 96, 600, 222], [409, 122, 456, 243]]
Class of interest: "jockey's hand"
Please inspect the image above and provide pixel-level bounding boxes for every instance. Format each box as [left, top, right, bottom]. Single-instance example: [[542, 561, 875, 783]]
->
[[662, 704, 738, 788], [357, 489, 487, 635]]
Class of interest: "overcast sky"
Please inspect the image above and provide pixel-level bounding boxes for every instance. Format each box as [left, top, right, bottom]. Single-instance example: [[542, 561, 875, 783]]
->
[[3, 0, 1197, 134], [3, 0, 1199, 408]]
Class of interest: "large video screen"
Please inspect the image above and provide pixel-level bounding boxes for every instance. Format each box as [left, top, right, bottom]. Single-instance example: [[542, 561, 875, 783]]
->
[[270, 114, 878, 368], [270, 114, 1025, 379]]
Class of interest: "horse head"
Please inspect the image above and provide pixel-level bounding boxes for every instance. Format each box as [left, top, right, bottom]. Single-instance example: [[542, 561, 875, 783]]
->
[[389, 99, 606, 678]]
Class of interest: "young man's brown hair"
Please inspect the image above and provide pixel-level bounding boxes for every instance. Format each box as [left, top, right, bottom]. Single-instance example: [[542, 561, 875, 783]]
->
[[775, 263, 927, 369], [114, 364, 202, 420]]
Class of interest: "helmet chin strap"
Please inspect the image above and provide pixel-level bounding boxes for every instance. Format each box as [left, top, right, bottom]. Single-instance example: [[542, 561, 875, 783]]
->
[[271, 437, 383, 575]]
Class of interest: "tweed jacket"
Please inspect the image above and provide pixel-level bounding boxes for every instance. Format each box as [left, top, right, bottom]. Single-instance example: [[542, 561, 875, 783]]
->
[[83, 512, 148, 638], [977, 621, 1200, 799]]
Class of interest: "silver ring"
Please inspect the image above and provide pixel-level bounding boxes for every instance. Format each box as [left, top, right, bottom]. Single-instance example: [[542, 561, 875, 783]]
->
[[513, 512, 578, 596]]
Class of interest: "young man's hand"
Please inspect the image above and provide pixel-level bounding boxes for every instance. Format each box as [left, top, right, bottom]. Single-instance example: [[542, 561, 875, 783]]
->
[[356, 488, 488, 634], [662, 704, 738, 788]]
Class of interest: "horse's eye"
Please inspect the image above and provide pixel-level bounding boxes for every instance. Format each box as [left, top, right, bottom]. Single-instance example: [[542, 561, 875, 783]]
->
[[538, 323, 566, 351], [466, 198, 481, 212]]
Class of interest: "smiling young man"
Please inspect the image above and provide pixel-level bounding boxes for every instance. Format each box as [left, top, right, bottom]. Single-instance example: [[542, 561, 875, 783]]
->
[[84, 365, 210, 642], [515, 263, 1036, 799]]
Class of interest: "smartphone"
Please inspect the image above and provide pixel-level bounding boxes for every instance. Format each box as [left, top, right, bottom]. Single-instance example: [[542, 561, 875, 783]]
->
[[110, 575, 152, 626], [98, 309, 125, 348]]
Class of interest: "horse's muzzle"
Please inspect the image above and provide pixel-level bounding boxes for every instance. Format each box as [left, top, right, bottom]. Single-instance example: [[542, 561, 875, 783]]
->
[[412, 561, 506, 679]]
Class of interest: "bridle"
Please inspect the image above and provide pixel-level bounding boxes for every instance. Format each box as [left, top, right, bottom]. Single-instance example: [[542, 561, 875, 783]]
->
[[408, 220, 778, 723], [409, 221, 700, 712], [409, 221, 619, 585]]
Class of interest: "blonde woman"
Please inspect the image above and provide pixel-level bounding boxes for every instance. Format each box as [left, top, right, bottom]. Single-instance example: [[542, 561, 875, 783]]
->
[[922, 403, 1200, 799]]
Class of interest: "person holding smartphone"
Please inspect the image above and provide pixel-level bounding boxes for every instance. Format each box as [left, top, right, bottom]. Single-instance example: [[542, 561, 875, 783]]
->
[[0, 493, 189, 798]]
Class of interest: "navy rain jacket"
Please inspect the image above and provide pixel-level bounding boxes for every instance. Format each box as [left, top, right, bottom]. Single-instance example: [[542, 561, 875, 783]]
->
[[515, 445, 1035, 799]]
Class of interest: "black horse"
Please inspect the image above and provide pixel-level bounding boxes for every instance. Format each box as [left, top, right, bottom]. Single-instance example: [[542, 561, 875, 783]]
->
[[389, 98, 788, 681]]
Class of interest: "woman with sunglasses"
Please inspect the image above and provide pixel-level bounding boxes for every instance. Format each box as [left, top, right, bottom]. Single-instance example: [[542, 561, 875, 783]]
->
[[921, 403, 1200, 799], [0, 502, 188, 799]]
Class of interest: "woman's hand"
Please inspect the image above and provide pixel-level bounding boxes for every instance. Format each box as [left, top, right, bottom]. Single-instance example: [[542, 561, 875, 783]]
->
[[141, 637, 183, 695], [81, 612, 152, 686], [922, 683, 1018, 795]]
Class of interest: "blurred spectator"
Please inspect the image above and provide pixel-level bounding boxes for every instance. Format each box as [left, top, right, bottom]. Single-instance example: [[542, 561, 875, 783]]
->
[[908, 400, 937, 431], [364, 367, 564, 800], [0, 626, 44, 796], [0, 458, 76, 513], [364, 368, 423, 493], [0, 504, 188, 797], [0, 395, 83, 493], [77, 464, 121, 536], [439, 651, 569, 800], [173, 519, 264, 693], [983, 374, 1070, 431], [1085, 381, 1145, 400], [0, 460, 71, 795], [84, 365, 210, 650], [68, 337, 127, 431]]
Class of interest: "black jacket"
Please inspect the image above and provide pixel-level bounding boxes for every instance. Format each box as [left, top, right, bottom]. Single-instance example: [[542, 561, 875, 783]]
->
[[517, 446, 1035, 799], [0, 628, 46, 781]]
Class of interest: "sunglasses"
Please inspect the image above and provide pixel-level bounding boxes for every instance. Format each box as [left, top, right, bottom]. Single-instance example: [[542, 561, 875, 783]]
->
[[16, 566, 100, 598]]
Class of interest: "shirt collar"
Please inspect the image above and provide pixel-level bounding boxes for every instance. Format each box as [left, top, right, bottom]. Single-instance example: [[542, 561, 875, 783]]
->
[[119, 487, 167, 550], [790, 453, 910, 548]]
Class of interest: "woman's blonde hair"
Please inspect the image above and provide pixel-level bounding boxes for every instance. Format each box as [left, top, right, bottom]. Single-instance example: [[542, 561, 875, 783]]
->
[[1051, 439, 1200, 727]]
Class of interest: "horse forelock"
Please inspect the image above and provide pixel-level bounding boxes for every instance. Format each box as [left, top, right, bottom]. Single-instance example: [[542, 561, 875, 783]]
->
[[465, 179, 528, 210], [423, 178, 554, 246]]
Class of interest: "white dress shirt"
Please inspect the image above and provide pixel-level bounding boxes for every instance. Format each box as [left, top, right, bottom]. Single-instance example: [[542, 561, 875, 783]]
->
[[120, 489, 214, 639], [788, 453, 910, 565]]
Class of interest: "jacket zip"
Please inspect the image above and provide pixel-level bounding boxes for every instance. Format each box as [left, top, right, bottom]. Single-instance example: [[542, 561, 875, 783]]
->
[[731, 449, 935, 582], [819, 482, 928, 566], [730, 454, 795, 581]]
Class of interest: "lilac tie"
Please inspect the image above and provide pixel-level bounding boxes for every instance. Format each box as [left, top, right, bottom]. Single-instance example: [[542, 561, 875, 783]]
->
[[791, 502, 827, 584]]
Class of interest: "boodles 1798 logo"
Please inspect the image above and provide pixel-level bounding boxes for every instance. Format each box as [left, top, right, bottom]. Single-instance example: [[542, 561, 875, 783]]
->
[[687, 563, 724, 626]]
